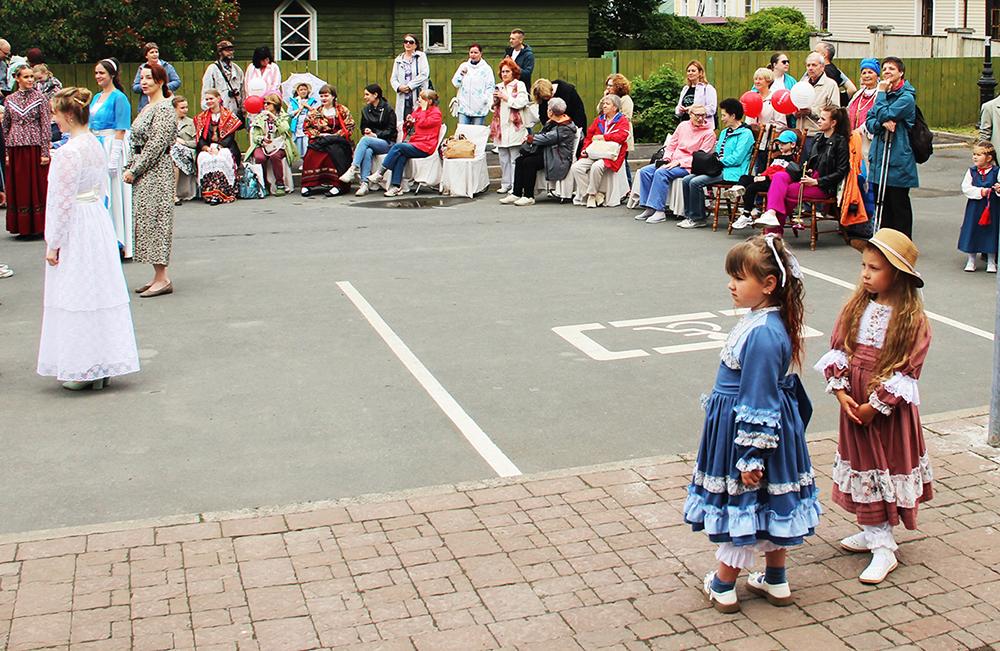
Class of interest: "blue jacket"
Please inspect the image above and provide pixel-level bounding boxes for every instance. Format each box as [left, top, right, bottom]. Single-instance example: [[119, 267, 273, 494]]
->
[[504, 44, 534, 87], [866, 80, 919, 189], [716, 123, 756, 182], [132, 61, 182, 111]]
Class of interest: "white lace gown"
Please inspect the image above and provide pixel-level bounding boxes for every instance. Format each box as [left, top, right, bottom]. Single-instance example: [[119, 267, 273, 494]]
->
[[37, 133, 140, 382]]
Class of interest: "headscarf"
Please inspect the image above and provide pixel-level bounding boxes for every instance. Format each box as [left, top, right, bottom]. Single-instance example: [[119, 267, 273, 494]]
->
[[860, 58, 881, 76]]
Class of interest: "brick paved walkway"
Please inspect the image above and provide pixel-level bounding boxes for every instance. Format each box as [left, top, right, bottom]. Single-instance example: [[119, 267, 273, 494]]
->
[[1, 407, 998, 651]]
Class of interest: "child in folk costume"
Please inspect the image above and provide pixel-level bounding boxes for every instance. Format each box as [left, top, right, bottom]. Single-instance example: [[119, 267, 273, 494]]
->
[[684, 235, 820, 613], [815, 228, 932, 584], [958, 142, 1000, 272]]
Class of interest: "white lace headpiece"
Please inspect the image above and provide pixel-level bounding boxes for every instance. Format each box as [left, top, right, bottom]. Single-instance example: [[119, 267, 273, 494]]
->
[[764, 233, 803, 287]]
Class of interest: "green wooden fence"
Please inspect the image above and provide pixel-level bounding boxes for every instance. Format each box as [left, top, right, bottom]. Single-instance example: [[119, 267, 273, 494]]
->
[[46, 52, 979, 141]]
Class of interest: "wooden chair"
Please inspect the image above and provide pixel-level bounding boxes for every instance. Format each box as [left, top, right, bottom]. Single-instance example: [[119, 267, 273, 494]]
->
[[709, 124, 766, 232]]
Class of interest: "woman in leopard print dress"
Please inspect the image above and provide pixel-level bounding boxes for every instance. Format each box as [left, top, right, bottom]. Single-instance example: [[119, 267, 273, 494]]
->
[[124, 63, 177, 298]]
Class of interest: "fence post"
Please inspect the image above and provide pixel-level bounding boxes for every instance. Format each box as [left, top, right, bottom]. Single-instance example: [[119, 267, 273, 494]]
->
[[868, 25, 894, 59], [602, 51, 618, 75]]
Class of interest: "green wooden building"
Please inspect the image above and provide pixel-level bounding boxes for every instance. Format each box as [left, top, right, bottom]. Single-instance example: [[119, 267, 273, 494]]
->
[[232, 0, 589, 61]]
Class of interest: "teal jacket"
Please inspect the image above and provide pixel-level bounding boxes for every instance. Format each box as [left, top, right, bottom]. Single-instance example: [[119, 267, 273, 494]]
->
[[716, 123, 756, 182], [866, 80, 919, 189]]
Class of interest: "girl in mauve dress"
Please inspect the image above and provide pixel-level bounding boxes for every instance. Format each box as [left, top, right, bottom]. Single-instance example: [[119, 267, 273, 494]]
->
[[815, 228, 932, 585]]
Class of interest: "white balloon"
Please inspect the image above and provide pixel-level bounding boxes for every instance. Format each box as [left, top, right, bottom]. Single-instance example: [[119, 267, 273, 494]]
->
[[789, 81, 815, 110], [247, 78, 266, 96]]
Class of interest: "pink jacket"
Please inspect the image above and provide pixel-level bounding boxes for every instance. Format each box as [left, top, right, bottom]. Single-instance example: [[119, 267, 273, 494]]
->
[[662, 120, 717, 171], [407, 106, 443, 154]]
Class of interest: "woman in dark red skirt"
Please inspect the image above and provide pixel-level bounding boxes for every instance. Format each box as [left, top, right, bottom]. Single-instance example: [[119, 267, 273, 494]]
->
[[2, 63, 51, 236], [300, 85, 354, 197]]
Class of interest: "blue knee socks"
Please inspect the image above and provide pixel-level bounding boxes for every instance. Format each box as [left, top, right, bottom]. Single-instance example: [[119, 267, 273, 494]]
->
[[765, 566, 786, 585], [711, 575, 736, 593]]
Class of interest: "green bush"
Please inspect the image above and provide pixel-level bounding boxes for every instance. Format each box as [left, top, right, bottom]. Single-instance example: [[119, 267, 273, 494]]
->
[[630, 63, 683, 144], [730, 7, 812, 51]]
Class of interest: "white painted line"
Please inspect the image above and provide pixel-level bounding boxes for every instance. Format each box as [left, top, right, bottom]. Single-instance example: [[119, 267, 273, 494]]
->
[[800, 266, 994, 341], [551, 323, 649, 361], [609, 312, 717, 328], [337, 281, 522, 478]]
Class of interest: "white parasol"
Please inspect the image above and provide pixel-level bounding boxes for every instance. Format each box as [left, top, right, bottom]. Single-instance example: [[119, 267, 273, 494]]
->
[[281, 72, 328, 107]]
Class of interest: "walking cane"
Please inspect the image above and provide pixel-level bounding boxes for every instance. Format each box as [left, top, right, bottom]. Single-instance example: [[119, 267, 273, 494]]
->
[[872, 130, 892, 232]]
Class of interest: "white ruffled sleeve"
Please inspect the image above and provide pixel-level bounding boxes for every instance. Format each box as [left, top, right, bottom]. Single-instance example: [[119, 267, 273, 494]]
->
[[814, 349, 850, 394], [44, 146, 81, 252]]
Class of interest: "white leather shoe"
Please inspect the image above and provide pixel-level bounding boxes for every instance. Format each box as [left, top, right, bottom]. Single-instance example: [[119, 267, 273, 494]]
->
[[704, 572, 740, 613], [499, 193, 519, 204], [746, 572, 793, 606], [840, 531, 869, 553], [340, 166, 358, 183], [754, 211, 780, 227], [859, 551, 898, 584], [514, 196, 535, 206]]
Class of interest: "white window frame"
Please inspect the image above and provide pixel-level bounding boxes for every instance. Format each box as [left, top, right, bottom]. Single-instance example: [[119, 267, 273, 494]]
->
[[274, 0, 318, 61], [422, 19, 452, 54]]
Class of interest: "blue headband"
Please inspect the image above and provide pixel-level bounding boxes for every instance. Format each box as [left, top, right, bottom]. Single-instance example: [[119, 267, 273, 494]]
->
[[860, 58, 881, 75]]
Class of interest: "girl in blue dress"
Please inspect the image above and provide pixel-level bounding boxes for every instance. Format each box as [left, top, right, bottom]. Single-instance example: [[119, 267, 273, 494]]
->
[[683, 234, 821, 613], [89, 58, 133, 258], [958, 142, 1000, 272]]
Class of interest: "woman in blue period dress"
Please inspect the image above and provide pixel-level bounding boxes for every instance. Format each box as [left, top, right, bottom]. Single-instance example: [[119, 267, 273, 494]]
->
[[38, 87, 139, 391], [89, 58, 133, 258], [684, 235, 820, 613]]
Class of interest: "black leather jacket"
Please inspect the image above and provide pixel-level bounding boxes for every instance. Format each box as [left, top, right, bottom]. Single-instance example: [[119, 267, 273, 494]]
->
[[807, 132, 849, 196], [360, 99, 397, 143]]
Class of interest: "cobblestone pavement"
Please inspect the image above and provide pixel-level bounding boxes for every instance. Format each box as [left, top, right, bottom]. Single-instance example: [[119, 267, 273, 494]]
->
[[1, 407, 997, 651]]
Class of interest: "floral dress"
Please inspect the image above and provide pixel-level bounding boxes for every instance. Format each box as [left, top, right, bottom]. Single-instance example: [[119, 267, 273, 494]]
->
[[815, 302, 933, 529], [126, 100, 177, 265]]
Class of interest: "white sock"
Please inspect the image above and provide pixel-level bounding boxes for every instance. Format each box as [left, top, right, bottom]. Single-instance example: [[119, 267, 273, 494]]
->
[[863, 522, 898, 553], [650, 211, 665, 220], [639, 208, 655, 218], [969, 253, 978, 265], [989, 254, 997, 265]]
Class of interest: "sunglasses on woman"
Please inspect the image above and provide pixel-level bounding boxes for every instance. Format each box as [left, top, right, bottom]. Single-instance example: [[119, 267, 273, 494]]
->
[[404, 40, 416, 44]]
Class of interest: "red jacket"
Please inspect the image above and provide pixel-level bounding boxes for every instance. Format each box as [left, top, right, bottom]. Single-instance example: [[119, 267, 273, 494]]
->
[[407, 106, 444, 154], [580, 113, 631, 172]]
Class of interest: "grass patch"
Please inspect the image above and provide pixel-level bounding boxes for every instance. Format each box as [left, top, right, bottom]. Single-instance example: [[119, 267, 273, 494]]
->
[[932, 125, 979, 138]]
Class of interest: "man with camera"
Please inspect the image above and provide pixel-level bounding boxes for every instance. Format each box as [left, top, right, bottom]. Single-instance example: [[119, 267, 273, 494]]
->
[[201, 40, 245, 116]]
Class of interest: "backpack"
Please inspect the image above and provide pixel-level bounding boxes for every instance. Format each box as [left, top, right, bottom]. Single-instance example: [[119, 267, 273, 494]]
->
[[238, 163, 267, 199], [908, 105, 933, 164]]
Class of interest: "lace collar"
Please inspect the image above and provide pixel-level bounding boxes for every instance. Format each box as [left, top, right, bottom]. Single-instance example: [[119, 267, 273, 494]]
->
[[721, 307, 780, 370]]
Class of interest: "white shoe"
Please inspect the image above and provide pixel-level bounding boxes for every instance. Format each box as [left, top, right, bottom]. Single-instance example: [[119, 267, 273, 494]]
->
[[384, 186, 403, 197], [497, 187, 511, 194], [989, 261, 998, 273], [731, 214, 755, 230], [595, 192, 606, 206], [355, 182, 370, 197], [340, 166, 358, 184], [965, 259, 977, 272], [367, 171, 384, 185], [840, 531, 869, 553], [750, 208, 761, 218], [586, 195, 597, 209], [636, 208, 655, 221], [721, 185, 745, 201], [746, 572, 793, 606], [0, 266, 12, 279], [754, 211, 781, 227], [703, 572, 740, 614], [677, 218, 706, 229], [646, 211, 667, 224], [499, 193, 519, 204], [514, 196, 535, 206], [859, 551, 898, 584]]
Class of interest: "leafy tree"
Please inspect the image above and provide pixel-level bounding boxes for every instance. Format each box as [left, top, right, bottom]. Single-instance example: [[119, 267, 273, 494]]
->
[[730, 7, 812, 51], [589, 0, 662, 56], [630, 63, 683, 144], [0, 0, 239, 63]]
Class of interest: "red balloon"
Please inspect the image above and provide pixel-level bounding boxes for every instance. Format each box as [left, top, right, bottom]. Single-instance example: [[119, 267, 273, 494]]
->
[[772, 89, 796, 115], [740, 91, 763, 119], [244, 95, 264, 114]]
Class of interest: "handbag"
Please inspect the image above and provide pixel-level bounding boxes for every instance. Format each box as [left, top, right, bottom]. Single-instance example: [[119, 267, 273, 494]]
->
[[522, 104, 541, 130], [238, 163, 267, 199], [691, 150, 723, 177], [585, 138, 620, 160], [649, 145, 666, 167], [448, 96, 460, 118], [442, 134, 476, 159], [784, 162, 804, 183]]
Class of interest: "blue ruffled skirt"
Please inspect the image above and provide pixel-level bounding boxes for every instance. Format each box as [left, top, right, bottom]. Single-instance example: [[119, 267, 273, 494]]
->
[[683, 365, 822, 547]]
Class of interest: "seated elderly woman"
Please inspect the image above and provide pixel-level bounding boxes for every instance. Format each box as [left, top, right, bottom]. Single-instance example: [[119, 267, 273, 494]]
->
[[678, 97, 755, 228], [245, 93, 299, 195], [366, 89, 443, 197], [634, 104, 717, 224], [194, 88, 243, 205], [570, 94, 630, 208], [501, 97, 578, 206]]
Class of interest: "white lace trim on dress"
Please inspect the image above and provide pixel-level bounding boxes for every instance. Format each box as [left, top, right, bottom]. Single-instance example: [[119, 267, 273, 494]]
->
[[832, 452, 933, 508], [825, 375, 850, 394], [814, 349, 849, 372], [716, 540, 783, 570], [735, 458, 765, 473], [857, 301, 892, 348], [869, 392, 892, 415], [735, 429, 779, 450], [720, 307, 779, 370], [882, 372, 920, 405], [197, 149, 236, 185]]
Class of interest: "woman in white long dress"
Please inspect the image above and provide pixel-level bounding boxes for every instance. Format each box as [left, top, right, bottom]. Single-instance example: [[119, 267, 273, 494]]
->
[[38, 87, 139, 390]]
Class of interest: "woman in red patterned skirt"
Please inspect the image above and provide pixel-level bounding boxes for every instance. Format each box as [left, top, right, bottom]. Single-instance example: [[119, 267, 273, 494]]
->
[[2, 63, 51, 236], [300, 85, 354, 197], [194, 89, 242, 205]]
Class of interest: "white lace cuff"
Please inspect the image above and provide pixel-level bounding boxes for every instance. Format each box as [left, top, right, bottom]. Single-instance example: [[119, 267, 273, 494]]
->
[[735, 429, 779, 450], [881, 372, 920, 405], [736, 457, 765, 473], [825, 375, 850, 394], [869, 392, 892, 415], [813, 349, 849, 373]]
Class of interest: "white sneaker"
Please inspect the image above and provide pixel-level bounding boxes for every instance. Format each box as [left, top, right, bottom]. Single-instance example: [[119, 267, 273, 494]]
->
[[497, 187, 511, 194], [704, 572, 740, 613], [0, 266, 12, 279], [595, 192, 606, 206], [514, 196, 535, 206], [677, 218, 706, 229], [989, 261, 997, 273], [754, 211, 781, 227], [750, 208, 761, 218], [965, 259, 977, 272], [721, 185, 745, 201], [840, 531, 869, 553], [367, 171, 384, 185], [499, 193, 519, 204], [746, 572, 793, 606], [646, 211, 667, 224], [731, 214, 755, 230], [859, 551, 898, 584], [586, 195, 597, 209], [340, 166, 358, 184], [355, 182, 370, 197], [384, 186, 403, 197], [636, 208, 655, 221]]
